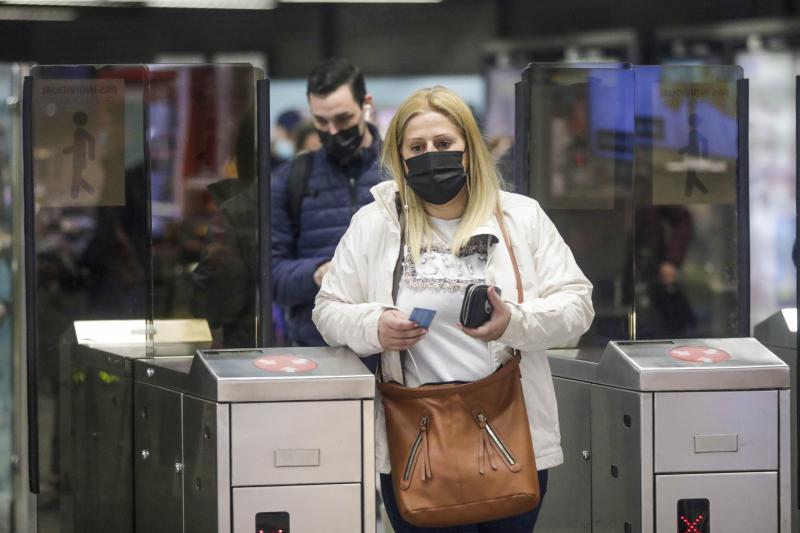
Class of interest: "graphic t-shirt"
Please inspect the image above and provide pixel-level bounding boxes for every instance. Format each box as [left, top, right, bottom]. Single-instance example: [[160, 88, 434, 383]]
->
[[396, 216, 492, 387]]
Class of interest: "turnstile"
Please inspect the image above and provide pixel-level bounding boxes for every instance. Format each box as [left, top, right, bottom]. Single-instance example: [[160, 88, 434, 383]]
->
[[74, 344, 376, 533], [537, 338, 791, 533], [755, 309, 798, 532], [136, 346, 375, 533]]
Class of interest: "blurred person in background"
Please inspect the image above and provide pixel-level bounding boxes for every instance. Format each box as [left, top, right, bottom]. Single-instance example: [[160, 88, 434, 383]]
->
[[191, 110, 264, 347], [272, 108, 303, 168], [271, 57, 385, 348], [294, 120, 322, 155], [488, 135, 513, 161], [490, 135, 515, 190]]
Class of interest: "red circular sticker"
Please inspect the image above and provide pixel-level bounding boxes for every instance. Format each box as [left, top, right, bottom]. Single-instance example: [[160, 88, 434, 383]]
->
[[668, 345, 731, 364], [253, 355, 318, 373]]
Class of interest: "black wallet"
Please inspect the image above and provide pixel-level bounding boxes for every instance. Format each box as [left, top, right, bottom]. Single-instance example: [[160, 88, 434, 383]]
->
[[459, 284, 501, 329]]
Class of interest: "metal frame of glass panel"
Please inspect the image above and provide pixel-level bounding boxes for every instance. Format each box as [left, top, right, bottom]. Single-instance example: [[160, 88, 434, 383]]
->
[[0, 63, 16, 533], [796, 73, 799, 525], [1, 63, 37, 533]]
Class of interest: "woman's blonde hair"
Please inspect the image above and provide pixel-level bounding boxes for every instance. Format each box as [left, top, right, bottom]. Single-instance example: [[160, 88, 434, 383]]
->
[[382, 86, 501, 263]]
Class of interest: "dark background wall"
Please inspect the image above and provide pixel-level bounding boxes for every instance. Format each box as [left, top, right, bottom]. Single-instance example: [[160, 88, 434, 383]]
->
[[0, 0, 797, 76]]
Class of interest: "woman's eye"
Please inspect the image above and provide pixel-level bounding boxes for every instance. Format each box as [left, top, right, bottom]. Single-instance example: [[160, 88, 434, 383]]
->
[[410, 145, 422, 152], [438, 140, 451, 149]]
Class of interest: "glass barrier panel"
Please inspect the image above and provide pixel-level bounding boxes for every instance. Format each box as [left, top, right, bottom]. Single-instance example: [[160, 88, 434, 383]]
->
[[633, 65, 743, 339], [523, 64, 635, 345], [147, 64, 262, 349], [30, 64, 150, 533]]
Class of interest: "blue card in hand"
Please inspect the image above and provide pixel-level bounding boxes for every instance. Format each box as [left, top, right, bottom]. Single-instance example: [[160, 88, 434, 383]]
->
[[409, 307, 436, 329]]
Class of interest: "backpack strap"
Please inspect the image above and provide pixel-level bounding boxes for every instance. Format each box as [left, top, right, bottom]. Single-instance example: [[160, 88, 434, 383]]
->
[[286, 151, 314, 237]]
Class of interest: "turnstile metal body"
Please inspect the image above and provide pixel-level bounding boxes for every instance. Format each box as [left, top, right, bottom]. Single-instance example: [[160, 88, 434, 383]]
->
[[755, 309, 798, 531], [120, 345, 373, 533], [537, 338, 791, 533]]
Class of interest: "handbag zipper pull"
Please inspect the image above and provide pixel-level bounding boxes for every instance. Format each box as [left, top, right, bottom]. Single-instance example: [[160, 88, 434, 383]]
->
[[402, 415, 432, 486], [475, 412, 519, 472], [419, 415, 432, 481], [476, 413, 497, 475]]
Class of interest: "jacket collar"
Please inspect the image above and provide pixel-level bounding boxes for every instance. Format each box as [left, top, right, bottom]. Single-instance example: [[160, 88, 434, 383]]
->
[[359, 122, 383, 168], [370, 180, 505, 244]]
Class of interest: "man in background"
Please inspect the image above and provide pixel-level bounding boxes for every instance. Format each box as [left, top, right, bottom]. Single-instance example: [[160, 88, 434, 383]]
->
[[271, 58, 384, 346]]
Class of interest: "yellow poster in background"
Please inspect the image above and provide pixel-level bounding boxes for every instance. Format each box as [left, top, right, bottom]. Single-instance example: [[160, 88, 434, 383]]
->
[[33, 79, 125, 207], [651, 82, 737, 206]]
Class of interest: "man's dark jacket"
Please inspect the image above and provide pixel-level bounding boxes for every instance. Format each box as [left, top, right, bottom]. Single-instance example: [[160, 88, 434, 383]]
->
[[271, 124, 384, 346]]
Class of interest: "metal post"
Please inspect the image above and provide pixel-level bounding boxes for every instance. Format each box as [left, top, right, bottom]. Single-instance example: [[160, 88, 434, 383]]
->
[[10, 62, 36, 533], [736, 78, 750, 337], [513, 69, 530, 198], [21, 74, 38, 496], [795, 74, 799, 513], [257, 78, 272, 347]]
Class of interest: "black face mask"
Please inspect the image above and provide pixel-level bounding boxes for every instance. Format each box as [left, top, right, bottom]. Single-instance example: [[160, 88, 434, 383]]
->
[[318, 123, 364, 164], [404, 151, 467, 205]]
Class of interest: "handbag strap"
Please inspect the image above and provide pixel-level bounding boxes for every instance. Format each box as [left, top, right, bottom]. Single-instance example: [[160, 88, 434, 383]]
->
[[392, 193, 406, 304], [495, 211, 523, 305], [376, 194, 407, 384], [495, 208, 525, 361]]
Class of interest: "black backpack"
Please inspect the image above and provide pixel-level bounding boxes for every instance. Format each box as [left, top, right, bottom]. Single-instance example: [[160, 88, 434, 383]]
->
[[285, 151, 314, 237]]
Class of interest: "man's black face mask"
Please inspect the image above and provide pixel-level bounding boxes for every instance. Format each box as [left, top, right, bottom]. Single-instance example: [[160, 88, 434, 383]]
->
[[318, 122, 364, 165], [404, 151, 467, 205]]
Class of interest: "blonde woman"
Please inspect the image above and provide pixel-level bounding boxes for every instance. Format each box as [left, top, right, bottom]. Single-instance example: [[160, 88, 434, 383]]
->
[[313, 86, 594, 532]]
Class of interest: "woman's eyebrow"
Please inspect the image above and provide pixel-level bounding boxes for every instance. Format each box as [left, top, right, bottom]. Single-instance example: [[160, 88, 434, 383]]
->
[[405, 134, 455, 142]]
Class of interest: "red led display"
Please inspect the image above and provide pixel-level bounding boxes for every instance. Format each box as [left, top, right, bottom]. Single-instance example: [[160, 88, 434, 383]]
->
[[679, 514, 706, 532], [677, 499, 709, 533], [255, 511, 289, 533]]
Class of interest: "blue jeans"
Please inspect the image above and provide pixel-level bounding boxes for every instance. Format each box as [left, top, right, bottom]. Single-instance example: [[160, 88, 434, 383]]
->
[[380, 469, 549, 533]]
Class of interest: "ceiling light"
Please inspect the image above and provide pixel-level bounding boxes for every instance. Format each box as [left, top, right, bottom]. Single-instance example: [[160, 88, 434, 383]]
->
[[0, 0, 276, 8], [0, 5, 77, 18], [280, 0, 441, 3], [1, 1, 111, 6], [144, 0, 275, 7]]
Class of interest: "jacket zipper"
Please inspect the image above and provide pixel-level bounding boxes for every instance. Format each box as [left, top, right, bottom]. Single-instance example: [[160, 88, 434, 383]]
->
[[348, 177, 357, 214], [402, 415, 430, 482], [476, 412, 516, 467]]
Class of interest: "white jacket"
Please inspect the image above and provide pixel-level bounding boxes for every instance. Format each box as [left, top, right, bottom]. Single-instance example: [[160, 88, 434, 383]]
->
[[312, 181, 594, 474]]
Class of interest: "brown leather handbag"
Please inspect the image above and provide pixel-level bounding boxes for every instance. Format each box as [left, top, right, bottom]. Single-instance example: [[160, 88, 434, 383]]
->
[[377, 212, 540, 528]]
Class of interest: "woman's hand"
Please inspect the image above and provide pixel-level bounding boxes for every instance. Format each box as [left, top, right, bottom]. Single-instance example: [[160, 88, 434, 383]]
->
[[379, 309, 427, 351], [459, 287, 511, 342]]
